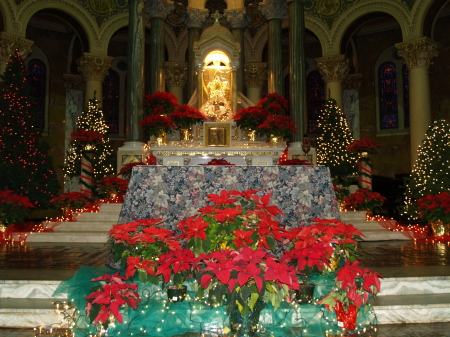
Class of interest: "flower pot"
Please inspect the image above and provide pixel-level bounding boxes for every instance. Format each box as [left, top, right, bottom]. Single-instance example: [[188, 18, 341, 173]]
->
[[295, 283, 315, 304], [334, 301, 357, 331], [246, 129, 256, 142], [155, 131, 167, 146], [229, 299, 265, 337], [269, 134, 281, 147], [430, 219, 450, 237], [166, 285, 187, 302]]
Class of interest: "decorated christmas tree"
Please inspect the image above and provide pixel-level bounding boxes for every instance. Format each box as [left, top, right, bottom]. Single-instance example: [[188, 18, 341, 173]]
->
[[0, 49, 59, 208], [316, 98, 357, 183], [63, 96, 115, 195], [403, 117, 450, 220]]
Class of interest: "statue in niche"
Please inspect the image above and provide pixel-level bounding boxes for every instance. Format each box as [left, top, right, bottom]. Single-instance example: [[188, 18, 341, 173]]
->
[[201, 74, 232, 122]]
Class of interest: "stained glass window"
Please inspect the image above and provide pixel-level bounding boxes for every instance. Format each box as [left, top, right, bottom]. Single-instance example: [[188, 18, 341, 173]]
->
[[27, 59, 46, 130], [379, 62, 398, 129], [402, 64, 410, 128], [103, 69, 120, 134], [306, 70, 325, 133]]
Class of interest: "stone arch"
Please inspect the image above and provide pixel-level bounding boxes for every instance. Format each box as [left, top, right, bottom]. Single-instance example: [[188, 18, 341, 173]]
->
[[97, 13, 130, 54], [243, 24, 267, 63], [304, 16, 330, 57], [165, 24, 188, 62], [15, 0, 100, 53], [327, 1, 411, 55], [420, 0, 449, 39]]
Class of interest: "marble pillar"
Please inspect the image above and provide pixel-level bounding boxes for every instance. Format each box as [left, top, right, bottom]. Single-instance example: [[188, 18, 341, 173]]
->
[[147, 0, 174, 94], [396, 37, 440, 168], [315, 54, 350, 109], [0, 32, 33, 74], [259, 0, 287, 95], [78, 52, 113, 107], [224, 8, 247, 96], [186, 7, 208, 103], [244, 63, 267, 105], [288, 0, 306, 141], [165, 61, 187, 103]]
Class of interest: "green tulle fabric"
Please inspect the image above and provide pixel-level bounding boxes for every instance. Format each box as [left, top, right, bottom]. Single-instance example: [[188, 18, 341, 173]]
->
[[53, 266, 378, 337]]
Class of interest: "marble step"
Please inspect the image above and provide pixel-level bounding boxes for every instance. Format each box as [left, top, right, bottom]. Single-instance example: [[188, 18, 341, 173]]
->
[[0, 280, 64, 299], [75, 212, 120, 222], [358, 229, 411, 241], [371, 293, 450, 324], [0, 298, 66, 328], [53, 222, 116, 232], [26, 231, 109, 243], [379, 275, 450, 296]]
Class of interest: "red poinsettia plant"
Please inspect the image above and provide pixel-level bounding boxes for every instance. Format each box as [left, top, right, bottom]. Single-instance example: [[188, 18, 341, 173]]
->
[[144, 91, 178, 116], [138, 114, 176, 139], [346, 138, 380, 155], [417, 191, 450, 224], [69, 129, 104, 148], [96, 177, 129, 200], [278, 158, 312, 166], [50, 192, 91, 210], [257, 114, 297, 139], [319, 260, 382, 329], [169, 104, 206, 129], [0, 190, 34, 226], [233, 106, 270, 133], [257, 93, 289, 115], [85, 272, 141, 326], [200, 158, 234, 166], [344, 189, 386, 212]]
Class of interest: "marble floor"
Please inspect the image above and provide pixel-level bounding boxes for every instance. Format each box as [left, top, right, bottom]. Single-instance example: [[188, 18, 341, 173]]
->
[[0, 240, 450, 336]]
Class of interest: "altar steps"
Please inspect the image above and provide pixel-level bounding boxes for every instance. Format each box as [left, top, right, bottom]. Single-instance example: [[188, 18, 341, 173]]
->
[[339, 211, 412, 241], [25, 203, 122, 243], [1, 271, 450, 328]]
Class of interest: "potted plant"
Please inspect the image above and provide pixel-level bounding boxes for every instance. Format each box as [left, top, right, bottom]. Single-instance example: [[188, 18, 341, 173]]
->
[[257, 114, 297, 144], [69, 129, 104, 151], [169, 104, 206, 141], [319, 260, 382, 331], [232, 106, 270, 140], [257, 93, 289, 116], [417, 191, 450, 237], [346, 138, 380, 156], [49, 192, 91, 217], [118, 162, 146, 180], [0, 190, 34, 226], [144, 91, 179, 116], [85, 272, 141, 332], [343, 189, 386, 214], [96, 177, 129, 201], [138, 114, 176, 143]]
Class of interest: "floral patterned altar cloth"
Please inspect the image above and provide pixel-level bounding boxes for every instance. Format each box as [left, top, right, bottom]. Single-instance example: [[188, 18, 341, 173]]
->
[[118, 165, 340, 229]]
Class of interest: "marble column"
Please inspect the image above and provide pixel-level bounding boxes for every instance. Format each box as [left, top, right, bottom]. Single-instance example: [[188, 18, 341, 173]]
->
[[288, 0, 306, 141], [147, 0, 174, 94], [224, 8, 247, 96], [186, 7, 208, 103], [78, 52, 113, 107], [244, 63, 267, 105], [315, 54, 350, 109], [0, 32, 33, 74], [230, 62, 239, 113], [165, 61, 187, 103], [117, 0, 148, 172], [396, 37, 440, 168], [259, 0, 287, 95]]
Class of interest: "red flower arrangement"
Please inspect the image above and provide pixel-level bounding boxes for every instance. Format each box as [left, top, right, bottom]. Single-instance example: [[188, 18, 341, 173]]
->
[[257, 93, 289, 115], [69, 129, 104, 146], [200, 158, 234, 166], [346, 138, 380, 155], [97, 177, 129, 201], [233, 106, 270, 132], [257, 114, 297, 138], [343, 189, 386, 211], [85, 272, 141, 325], [50, 192, 91, 210], [138, 114, 176, 138], [0, 190, 34, 225], [417, 191, 450, 224], [278, 158, 312, 166], [144, 91, 178, 116], [169, 104, 206, 129]]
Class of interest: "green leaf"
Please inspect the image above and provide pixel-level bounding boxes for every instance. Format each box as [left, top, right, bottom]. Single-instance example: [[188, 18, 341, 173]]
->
[[249, 293, 259, 311], [266, 235, 275, 250]]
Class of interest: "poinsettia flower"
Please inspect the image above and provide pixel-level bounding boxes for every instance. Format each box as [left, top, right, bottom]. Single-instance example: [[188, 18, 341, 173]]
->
[[125, 256, 157, 279], [233, 229, 254, 247], [207, 190, 238, 206], [212, 207, 243, 222], [255, 194, 284, 216], [178, 215, 209, 240]]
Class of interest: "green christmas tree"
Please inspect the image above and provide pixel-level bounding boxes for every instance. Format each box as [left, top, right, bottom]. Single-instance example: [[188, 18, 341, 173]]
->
[[316, 98, 357, 183], [0, 49, 59, 208], [403, 117, 450, 220], [63, 96, 115, 194]]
